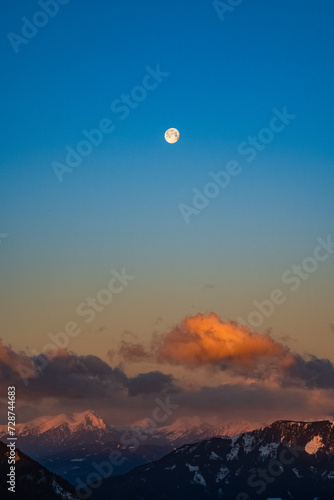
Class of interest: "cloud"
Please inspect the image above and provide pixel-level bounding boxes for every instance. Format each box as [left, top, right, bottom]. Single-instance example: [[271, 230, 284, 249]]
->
[[116, 312, 334, 390], [169, 382, 334, 423], [0, 338, 333, 425], [127, 372, 177, 396], [29, 353, 128, 399], [203, 283, 216, 289], [157, 313, 287, 368], [0, 339, 37, 381], [284, 355, 334, 389], [118, 341, 152, 362], [0, 341, 177, 404]]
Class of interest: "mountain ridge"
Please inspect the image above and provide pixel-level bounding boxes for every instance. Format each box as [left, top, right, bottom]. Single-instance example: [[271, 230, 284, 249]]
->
[[89, 418, 334, 500], [0, 440, 78, 499]]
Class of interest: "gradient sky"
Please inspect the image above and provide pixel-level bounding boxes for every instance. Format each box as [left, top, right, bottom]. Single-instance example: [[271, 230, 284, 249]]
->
[[1, 1, 334, 423]]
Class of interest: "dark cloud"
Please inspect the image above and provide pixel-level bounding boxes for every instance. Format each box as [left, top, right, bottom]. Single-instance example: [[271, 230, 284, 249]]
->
[[203, 283, 216, 289], [0, 339, 36, 382], [284, 355, 334, 389], [127, 372, 177, 396], [0, 341, 177, 404], [27, 353, 128, 400], [167, 383, 334, 424], [118, 341, 153, 362]]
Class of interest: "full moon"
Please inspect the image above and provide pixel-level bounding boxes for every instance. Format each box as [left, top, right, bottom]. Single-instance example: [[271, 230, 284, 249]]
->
[[165, 128, 180, 144]]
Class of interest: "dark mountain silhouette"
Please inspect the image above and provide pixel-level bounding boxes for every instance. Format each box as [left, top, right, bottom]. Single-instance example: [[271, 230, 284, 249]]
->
[[90, 419, 334, 500], [0, 440, 78, 499]]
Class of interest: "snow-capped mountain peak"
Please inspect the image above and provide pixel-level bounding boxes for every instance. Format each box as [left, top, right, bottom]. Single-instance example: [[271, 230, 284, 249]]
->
[[131, 415, 265, 447], [70, 409, 107, 431], [0, 409, 107, 438]]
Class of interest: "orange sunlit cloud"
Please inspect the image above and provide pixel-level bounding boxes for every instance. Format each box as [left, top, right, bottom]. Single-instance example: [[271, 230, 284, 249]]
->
[[117, 313, 334, 389], [157, 313, 288, 368]]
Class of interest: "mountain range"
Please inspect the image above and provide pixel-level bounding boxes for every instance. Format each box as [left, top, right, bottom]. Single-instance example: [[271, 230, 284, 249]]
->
[[0, 410, 259, 484], [1, 412, 334, 499], [90, 419, 334, 500]]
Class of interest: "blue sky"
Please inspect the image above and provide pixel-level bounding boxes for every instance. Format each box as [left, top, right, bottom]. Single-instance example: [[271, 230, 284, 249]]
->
[[0, 0, 333, 361]]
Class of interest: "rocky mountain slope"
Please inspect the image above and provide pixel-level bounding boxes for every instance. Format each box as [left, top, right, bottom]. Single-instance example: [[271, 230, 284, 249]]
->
[[91, 419, 334, 500], [0, 440, 78, 499]]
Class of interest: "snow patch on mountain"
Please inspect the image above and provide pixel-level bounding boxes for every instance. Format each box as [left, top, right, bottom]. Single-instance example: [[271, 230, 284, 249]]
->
[[186, 464, 206, 487], [216, 466, 230, 482], [164, 464, 176, 470], [242, 434, 255, 454], [292, 467, 303, 478], [51, 480, 76, 499], [259, 442, 279, 459], [186, 463, 198, 472], [305, 435, 324, 454], [226, 444, 239, 461], [210, 451, 221, 460]]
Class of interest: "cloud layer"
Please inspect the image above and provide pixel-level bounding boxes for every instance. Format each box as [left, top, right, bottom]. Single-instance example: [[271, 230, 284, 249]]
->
[[0, 339, 176, 401], [117, 312, 334, 389], [1, 313, 334, 425]]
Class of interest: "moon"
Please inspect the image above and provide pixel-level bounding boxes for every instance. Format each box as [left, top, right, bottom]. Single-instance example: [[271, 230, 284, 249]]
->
[[165, 128, 180, 144]]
